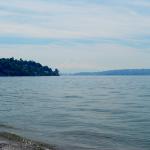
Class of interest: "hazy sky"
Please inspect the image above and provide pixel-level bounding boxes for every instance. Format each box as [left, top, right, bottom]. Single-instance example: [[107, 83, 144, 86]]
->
[[0, 0, 150, 72]]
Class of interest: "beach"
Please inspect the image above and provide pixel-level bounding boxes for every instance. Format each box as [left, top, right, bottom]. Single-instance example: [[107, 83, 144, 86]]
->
[[0, 132, 55, 150]]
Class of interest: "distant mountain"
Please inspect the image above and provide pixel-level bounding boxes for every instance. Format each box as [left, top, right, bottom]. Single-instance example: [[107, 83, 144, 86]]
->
[[74, 69, 150, 76], [0, 58, 59, 76]]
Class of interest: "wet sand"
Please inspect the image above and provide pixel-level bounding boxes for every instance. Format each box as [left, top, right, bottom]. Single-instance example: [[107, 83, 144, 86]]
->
[[0, 132, 56, 150]]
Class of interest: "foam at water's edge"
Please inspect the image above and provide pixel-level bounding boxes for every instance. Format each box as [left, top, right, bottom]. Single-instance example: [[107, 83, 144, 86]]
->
[[0, 132, 56, 150]]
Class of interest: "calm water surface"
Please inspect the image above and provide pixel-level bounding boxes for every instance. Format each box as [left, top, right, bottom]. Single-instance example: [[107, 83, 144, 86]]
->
[[0, 76, 150, 150]]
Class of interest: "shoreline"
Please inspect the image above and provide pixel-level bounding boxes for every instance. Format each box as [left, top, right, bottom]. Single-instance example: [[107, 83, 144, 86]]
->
[[0, 132, 56, 150]]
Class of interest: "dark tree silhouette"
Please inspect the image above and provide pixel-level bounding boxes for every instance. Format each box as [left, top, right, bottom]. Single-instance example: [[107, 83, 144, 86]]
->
[[0, 58, 60, 76], [53, 69, 59, 76]]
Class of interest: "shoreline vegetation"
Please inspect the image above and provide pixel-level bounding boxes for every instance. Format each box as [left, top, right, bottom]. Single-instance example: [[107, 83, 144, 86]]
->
[[0, 58, 59, 76], [0, 132, 56, 150]]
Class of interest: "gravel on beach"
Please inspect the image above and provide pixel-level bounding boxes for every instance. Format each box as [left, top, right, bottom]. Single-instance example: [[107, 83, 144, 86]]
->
[[0, 132, 56, 150]]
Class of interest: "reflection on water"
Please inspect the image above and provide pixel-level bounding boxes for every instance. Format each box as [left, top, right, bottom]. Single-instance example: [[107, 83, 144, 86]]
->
[[0, 76, 150, 150]]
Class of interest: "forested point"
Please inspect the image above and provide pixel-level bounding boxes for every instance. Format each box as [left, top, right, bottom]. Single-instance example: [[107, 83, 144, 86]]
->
[[0, 58, 59, 76]]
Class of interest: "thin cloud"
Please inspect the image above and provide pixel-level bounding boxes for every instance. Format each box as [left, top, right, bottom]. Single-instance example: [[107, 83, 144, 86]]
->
[[0, 0, 150, 39], [0, 0, 150, 71]]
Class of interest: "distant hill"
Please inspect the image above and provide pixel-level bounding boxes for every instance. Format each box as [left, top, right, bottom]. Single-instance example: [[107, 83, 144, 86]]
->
[[74, 69, 150, 76], [0, 58, 59, 76]]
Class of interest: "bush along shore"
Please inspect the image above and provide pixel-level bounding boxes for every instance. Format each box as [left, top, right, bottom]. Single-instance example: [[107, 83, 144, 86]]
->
[[0, 58, 59, 76], [0, 132, 56, 150]]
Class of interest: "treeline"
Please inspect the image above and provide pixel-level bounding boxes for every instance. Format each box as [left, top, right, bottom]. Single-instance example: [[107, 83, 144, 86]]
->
[[0, 58, 59, 76]]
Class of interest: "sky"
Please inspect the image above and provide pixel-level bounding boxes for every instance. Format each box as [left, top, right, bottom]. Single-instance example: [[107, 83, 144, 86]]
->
[[0, 0, 150, 72]]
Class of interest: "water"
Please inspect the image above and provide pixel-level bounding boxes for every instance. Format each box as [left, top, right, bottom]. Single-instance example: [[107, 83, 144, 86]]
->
[[0, 76, 150, 150]]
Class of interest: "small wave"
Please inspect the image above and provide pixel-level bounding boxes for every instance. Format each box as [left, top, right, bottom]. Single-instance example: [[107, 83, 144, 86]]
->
[[110, 91, 121, 94], [59, 130, 112, 140], [0, 124, 38, 133], [0, 108, 12, 112], [0, 124, 17, 130], [94, 94, 108, 97], [138, 94, 150, 98], [64, 95, 83, 99]]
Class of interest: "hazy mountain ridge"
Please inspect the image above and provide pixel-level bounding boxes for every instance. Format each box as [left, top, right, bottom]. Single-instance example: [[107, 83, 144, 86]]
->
[[74, 69, 150, 76]]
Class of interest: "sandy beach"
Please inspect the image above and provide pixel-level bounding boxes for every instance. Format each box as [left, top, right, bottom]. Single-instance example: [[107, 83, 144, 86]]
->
[[0, 132, 56, 150]]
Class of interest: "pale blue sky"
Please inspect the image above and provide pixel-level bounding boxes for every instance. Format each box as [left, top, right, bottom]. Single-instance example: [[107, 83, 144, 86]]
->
[[0, 0, 150, 72]]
